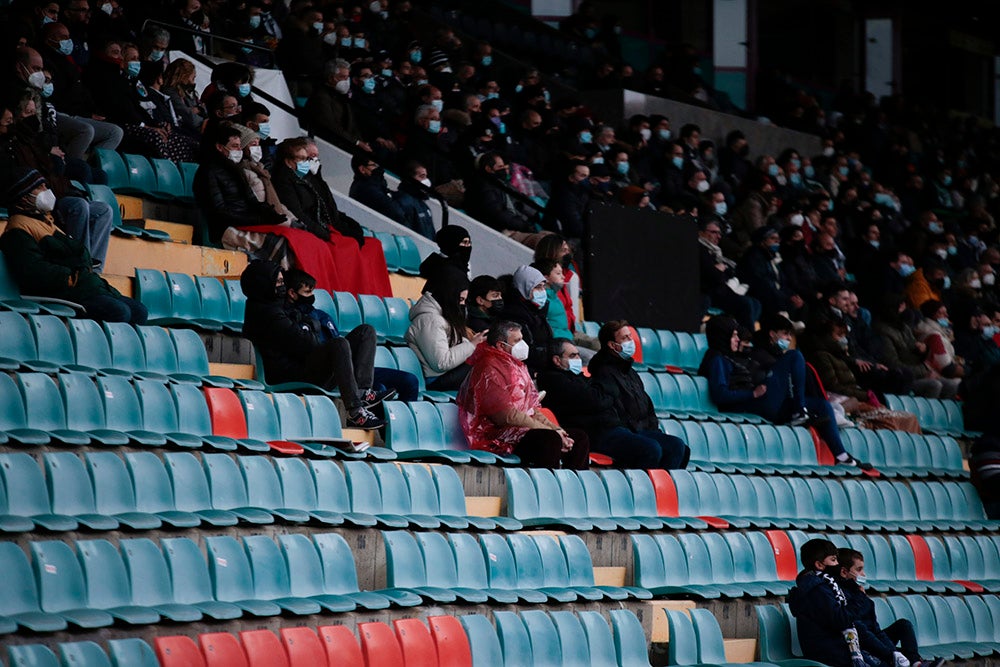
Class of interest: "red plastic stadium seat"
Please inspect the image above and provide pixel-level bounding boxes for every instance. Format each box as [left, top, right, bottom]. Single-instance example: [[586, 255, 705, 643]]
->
[[647, 469, 680, 517], [155, 636, 207, 667], [359, 622, 404, 666], [204, 388, 250, 438], [428, 616, 473, 667], [906, 535, 934, 582], [766, 530, 798, 581], [281, 627, 329, 666], [239, 630, 289, 667], [199, 632, 249, 667], [393, 618, 438, 667], [318, 625, 365, 667]]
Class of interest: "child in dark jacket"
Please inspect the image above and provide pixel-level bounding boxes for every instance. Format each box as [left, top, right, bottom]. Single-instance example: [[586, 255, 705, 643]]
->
[[787, 539, 869, 667], [837, 549, 941, 667]]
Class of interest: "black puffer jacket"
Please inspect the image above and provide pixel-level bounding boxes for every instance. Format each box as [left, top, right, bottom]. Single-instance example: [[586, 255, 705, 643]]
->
[[193, 151, 285, 243], [501, 294, 554, 372], [587, 347, 658, 432], [240, 260, 321, 384], [537, 367, 621, 434], [270, 162, 335, 242]]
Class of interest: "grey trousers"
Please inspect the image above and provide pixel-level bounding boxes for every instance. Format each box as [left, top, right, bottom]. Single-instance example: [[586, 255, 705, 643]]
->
[[57, 113, 124, 160]]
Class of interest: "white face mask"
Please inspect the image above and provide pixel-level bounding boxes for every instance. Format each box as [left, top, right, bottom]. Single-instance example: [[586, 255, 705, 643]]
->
[[789, 213, 805, 226], [334, 78, 351, 94], [308, 157, 320, 175], [248, 145, 263, 162], [228, 149, 244, 163], [419, 178, 432, 187], [34, 188, 57, 212], [970, 278, 982, 290], [822, 146, 835, 157], [984, 273, 996, 286], [100, 2, 113, 15], [696, 180, 710, 193], [639, 127, 651, 141], [509, 339, 529, 361], [27, 70, 46, 89]]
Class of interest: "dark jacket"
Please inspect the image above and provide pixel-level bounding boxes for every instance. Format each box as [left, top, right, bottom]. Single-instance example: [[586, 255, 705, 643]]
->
[[305, 85, 363, 145], [82, 56, 136, 121], [587, 347, 659, 432], [543, 180, 590, 239], [270, 162, 333, 241], [193, 151, 286, 243], [698, 349, 756, 408], [737, 245, 793, 315], [806, 336, 868, 400], [349, 172, 406, 224], [501, 295, 553, 372], [392, 180, 435, 240], [536, 367, 621, 434], [39, 43, 95, 117], [466, 305, 498, 334], [470, 176, 535, 233], [842, 579, 896, 663], [240, 260, 322, 384], [787, 569, 856, 667]]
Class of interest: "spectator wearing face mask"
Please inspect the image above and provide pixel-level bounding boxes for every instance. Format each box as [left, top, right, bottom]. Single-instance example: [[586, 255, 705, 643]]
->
[[162, 57, 206, 138], [457, 322, 590, 469], [905, 259, 949, 310], [348, 153, 406, 224], [543, 161, 593, 246], [952, 304, 1000, 378], [466, 274, 504, 334], [914, 300, 965, 383], [230, 123, 294, 222], [698, 217, 760, 331], [469, 152, 546, 246], [419, 224, 472, 286], [305, 59, 370, 151], [0, 168, 146, 323], [738, 226, 805, 322], [500, 265, 555, 373], [389, 161, 435, 239], [874, 293, 949, 398]]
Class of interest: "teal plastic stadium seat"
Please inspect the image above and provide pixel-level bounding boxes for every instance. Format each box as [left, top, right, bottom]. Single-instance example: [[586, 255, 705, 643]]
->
[[242, 535, 323, 615], [0, 453, 74, 531], [383, 297, 410, 343], [59, 640, 115, 666], [204, 536, 283, 617], [460, 615, 504, 667], [122, 153, 157, 196], [374, 232, 401, 271], [108, 638, 158, 667], [9, 644, 61, 666], [75, 539, 161, 625], [18, 373, 91, 444], [118, 537, 203, 622], [275, 533, 358, 612], [93, 148, 129, 190], [520, 610, 564, 667], [150, 158, 184, 198], [333, 291, 364, 332], [159, 537, 243, 620], [43, 453, 117, 530], [312, 531, 421, 608], [165, 272, 224, 330], [358, 294, 391, 340], [31, 540, 115, 628], [394, 235, 422, 275], [612, 609, 653, 667], [0, 540, 69, 631], [85, 183, 142, 237], [495, 611, 533, 666]]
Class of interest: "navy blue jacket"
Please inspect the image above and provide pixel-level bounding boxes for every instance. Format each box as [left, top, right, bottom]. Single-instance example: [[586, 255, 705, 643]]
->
[[787, 569, 856, 667], [842, 579, 895, 662]]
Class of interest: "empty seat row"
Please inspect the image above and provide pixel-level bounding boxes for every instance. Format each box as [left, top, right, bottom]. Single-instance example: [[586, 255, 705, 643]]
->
[[6, 637, 154, 667], [0, 371, 379, 458], [885, 394, 972, 437], [382, 531, 650, 606], [0, 531, 419, 634], [384, 400, 518, 465], [0, 451, 508, 534], [666, 606, 776, 667], [0, 254, 79, 317], [84, 181, 172, 241], [634, 328, 708, 372], [93, 148, 195, 201], [503, 467, 993, 534], [658, 470, 995, 532], [0, 312, 254, 389], [156, 616, 470, 667], [759, 596, 1000, 664], [135, 269, 245, 333], [665, 418, 965, 478]]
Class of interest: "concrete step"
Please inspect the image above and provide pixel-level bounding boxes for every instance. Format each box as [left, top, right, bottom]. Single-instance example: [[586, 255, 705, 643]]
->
[[105, 235, 247, 277]]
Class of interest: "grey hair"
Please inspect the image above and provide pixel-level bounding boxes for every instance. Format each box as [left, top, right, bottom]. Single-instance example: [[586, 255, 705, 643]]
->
[[324, 58, 351, 77], [414, 104, 437, 123], [487, 321, 522, 347], [146, 27, 171, 44]]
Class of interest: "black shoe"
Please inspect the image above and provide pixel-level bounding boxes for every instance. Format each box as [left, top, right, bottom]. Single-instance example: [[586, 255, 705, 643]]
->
[[789, 410, 810, 427], [837, 454, 874, 471], [347, 407, 385, 430], [361, 387, 397, 409]]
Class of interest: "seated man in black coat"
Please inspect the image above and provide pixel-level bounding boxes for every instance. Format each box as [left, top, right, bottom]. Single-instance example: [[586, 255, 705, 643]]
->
[[239, 259, 393, 431], [348, 153, 405, 223], [538, 338, 688, 469], [193, 123, 286, 244], [586, 320, 690, 469]]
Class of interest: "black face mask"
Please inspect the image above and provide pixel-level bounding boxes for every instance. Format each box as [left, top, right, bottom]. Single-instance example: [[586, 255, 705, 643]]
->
[[275, 282, 286, 299], [489, 297, 504, 312], [560, 253, 573, 269], [823, 565, 842, 579], [450, 245, 472, 265], [296, 293, 316, 306]]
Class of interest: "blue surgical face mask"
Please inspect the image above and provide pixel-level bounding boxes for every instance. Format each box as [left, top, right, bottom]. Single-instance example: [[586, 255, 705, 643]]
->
[[362, 77, 376, 93], [256, 122, 270, 139], [427, 119, 441, 134], [354, 37, 366, 48], [658, 128, 671, 140], [767, 163, 780, 177], [855, 575, 867, 587], [791, 158, 801, 169], [249, 14, 262, 28], [618, 338, 636, 359], [827, 200, 835, 211], [41, 82, 54, 98], [58, 39, 74, 56], [874, 192, 893, 207], [671, 156, 684, 170], [947, 245, 957, 256], [149, 49, 164, 62], [837, 336, 849, 349], [870, 240, 880, 249], [567, 357, 583, 374], [776, 337, 791, 351], [898, 263, 916, 278], [804, 165, 815, 179], [381, 68, 393, 77], [982, 325, 998, 339], [928, 221, 944, 234], [942, 175, 953, 187], [410, 49, 422, 62], [790, 173, 802, 186], [430, 99, 443, 112], [127, 60, 141, 77], [295, 160, 311, 176], [341, 36, 353, 47], [313, 22, 325, 33], [486, 92, 499, 100], [531, 289, 548, 308], [937, 317, 950, 328], [942, 276, 952, 290], [838, 165, 849, 177], [579, 131, 593, 144], [616, 161, 630, 175], [481, 55, 492, 67], [768, 243, 781, 254], [715, 201, 728, 216], [238, 83, 251, 97]]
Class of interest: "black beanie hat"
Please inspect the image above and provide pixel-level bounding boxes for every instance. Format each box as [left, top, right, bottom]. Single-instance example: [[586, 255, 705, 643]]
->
[[5, 167, 45, 206], [435, 225, 470, 255]]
